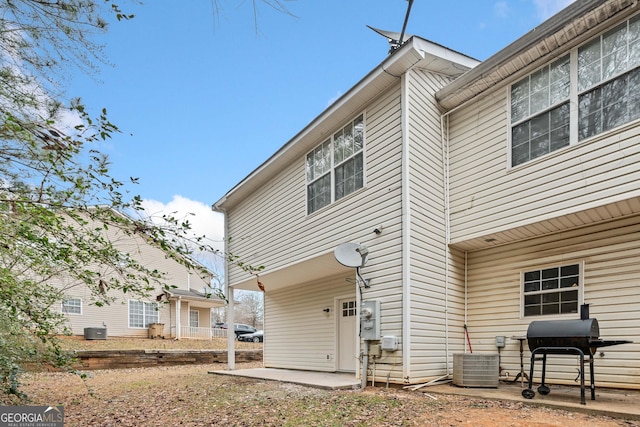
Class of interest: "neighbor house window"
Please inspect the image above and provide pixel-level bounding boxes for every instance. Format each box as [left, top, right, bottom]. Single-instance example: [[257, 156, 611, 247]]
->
[[523, 264, 580, 317], [306, 115, 364, 214], [128, 300, 159, 328], [61, 298, 82, 315], [189, 310, 199, 328], [510, 14, 640, 166]]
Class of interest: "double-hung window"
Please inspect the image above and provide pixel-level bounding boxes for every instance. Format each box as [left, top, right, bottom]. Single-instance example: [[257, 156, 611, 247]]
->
[[578, 16, 640, 139], [510, 14, 640, 167], [128, 300, 159, 328], [511, 56, 570, 167], [61, 298, 82, 315], [306, 115, 364, 214], [523, 263, 580, 317], [189, 310, 199, 328]]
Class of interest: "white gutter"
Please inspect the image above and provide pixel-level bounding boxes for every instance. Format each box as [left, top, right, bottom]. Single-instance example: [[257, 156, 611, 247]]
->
[[401, 72, 412, 380]]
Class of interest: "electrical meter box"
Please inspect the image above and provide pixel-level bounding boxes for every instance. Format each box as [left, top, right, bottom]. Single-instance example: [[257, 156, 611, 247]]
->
[[360, 300, 381, 341]]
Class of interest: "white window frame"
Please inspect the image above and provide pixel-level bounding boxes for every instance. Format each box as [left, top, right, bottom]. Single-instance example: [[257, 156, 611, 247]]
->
[[61, 298, 82, 315], [509, 13, 640, 168], [520, 261, 583, 318], [189, 309, 199, 328], [128, 300, 159, 329], [306, 114, 366, 214]]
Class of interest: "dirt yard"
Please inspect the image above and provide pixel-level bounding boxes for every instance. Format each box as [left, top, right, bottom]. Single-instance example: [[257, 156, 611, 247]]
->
[[5, 337, 636, 426]]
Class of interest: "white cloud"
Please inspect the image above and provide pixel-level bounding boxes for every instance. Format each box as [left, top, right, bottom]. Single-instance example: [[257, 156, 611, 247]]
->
[[533, 0, 576, 21], [139, 195, 225, 254], [494, 2, 510, 18]]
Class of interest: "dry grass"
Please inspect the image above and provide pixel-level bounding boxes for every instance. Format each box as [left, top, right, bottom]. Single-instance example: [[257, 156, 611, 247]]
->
[[14, 364, 630, 427], [5, 337, 631, 426]]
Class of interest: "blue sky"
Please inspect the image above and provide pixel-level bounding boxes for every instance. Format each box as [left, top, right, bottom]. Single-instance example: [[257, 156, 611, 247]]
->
[[68, 0, 575, 251]]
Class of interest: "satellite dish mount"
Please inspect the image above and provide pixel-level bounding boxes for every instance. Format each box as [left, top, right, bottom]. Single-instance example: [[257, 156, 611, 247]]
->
[[334, 242, 371, 288], [367, 0, 415, 54]]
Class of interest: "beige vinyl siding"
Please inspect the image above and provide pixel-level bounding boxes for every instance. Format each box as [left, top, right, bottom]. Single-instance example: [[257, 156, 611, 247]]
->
[[225, 82, 408, 374], [226, 93, 404, 275], [465, 215, 640, 388], [263, 274, 353, 371], [59, 220, 207, 337], [447, 87, 640, 244], [405, 69, 466, 382], [225, 83, 404, 286], [62, 294, 171, 338]]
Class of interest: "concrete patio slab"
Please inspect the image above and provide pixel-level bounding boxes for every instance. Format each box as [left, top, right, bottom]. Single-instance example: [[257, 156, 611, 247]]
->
[[209, 368, 360, 390]]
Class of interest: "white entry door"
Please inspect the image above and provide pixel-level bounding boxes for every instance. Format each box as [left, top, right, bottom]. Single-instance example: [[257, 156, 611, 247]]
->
[[338, 298, 357, 372]]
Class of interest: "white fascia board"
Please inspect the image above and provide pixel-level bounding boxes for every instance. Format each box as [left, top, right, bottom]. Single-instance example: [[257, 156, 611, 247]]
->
[[213, 38, 473, 211]]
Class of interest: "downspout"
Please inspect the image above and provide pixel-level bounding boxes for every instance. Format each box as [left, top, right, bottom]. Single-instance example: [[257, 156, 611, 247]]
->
[[440, 113, 451, 375], [212, 200, 235, 370], [440, 100, 469, 371], [464, 251, 468, 352], [401, 71, 412, 381], [175, 296, 181, 340]]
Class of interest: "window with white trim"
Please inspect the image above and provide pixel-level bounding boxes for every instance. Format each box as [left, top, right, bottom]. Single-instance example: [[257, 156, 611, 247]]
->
[[189, 310, 199, 328], [61, 298, 82, 315], [523, 263, 580, 317], [510, 14, 640, 166], [128, 300, 159, 328], [306, 115, 364, 214]]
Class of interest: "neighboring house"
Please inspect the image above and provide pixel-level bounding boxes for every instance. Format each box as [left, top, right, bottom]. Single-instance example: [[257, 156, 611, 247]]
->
[[60, 211, 224, 339], [213, 0, 640, 389]]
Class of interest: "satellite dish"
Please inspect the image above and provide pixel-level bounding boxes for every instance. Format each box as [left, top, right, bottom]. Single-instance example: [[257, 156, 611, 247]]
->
[[368, 0, 415, 54], [367, 26, 414, 51], [334, 242, 369, 268]]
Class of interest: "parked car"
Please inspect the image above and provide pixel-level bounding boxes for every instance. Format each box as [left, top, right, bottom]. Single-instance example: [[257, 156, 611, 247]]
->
[[219, 323, 257, 338], [238, 330, 263, 343], [213, 322, 225, 329]]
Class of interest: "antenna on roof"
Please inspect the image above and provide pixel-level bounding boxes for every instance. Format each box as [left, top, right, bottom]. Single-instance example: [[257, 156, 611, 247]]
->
[[367, 0, 415, 54]]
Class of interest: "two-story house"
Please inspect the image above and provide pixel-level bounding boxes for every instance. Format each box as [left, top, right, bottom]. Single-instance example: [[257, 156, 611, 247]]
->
[[213, 0, 639, 389], [60, 210, 224, 340]]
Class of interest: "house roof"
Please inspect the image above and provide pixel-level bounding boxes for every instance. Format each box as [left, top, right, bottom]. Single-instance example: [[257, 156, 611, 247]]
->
[[436, 0, 639, 111], [212, 36, 478, 211], [161, 288, 225, 308]]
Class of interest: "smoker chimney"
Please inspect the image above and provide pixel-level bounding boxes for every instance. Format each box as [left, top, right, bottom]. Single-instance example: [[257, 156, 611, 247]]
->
[[580, 304, 590, 320]]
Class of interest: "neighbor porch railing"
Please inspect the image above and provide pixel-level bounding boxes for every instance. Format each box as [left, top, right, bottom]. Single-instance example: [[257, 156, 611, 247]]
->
[[178, 326, 228, 340]]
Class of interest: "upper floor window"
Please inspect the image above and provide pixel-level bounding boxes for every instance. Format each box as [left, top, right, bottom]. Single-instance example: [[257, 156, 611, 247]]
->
[[61, 298, 82, 315], [128, 300, 158, 329], [306, 115, 364, 214], [510, 14, 640, 167], [523, 263, 580, 317]]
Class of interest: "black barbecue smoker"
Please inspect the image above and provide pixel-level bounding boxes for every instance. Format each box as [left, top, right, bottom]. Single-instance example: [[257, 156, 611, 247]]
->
[[522, 305, 632, 405]]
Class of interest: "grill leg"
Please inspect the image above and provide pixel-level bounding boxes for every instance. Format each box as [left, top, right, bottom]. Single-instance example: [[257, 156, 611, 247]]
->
[[589, 355, 595, 401], [578, 350, 585, 405], [540, 353, 547, 387], [522, 351, 537, 399]]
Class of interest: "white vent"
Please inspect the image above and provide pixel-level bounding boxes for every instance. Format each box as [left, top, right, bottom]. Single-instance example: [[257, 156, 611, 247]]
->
[[452, 353, 498, 388]]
